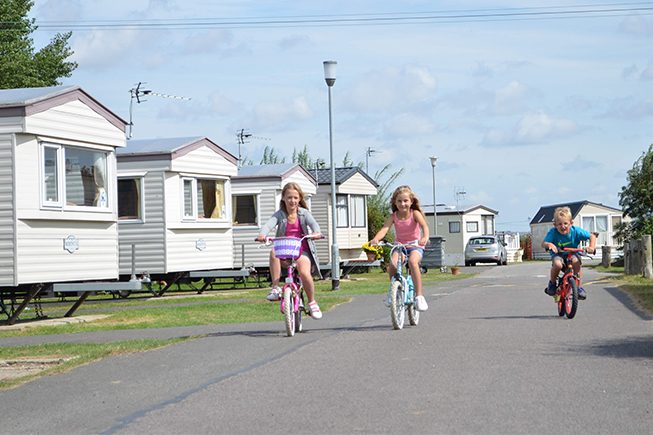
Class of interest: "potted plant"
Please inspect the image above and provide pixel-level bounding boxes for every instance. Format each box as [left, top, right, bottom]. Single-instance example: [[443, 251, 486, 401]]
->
[[362, 242, 383, 261]]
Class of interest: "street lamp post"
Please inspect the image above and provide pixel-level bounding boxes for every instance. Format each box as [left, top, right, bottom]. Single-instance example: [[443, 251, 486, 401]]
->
[[430, 156, 438, 235], [324, 60, 339, 291]]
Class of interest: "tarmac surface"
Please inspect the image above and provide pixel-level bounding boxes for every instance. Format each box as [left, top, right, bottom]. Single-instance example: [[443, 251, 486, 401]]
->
[[1, 262, 652, 434]]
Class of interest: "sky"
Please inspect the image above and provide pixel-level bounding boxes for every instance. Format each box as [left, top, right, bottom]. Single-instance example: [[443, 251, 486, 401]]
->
[[28, 0, 653, 233]]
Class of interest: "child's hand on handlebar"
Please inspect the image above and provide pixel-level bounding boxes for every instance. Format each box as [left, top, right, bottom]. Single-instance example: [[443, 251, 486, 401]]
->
[[256, 235, 266, 243], [419, 236, 428, 247], [586, 247, 595, 255]]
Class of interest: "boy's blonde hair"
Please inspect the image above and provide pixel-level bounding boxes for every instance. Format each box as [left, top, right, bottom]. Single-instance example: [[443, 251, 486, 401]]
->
[[553, 206, 572, 221]]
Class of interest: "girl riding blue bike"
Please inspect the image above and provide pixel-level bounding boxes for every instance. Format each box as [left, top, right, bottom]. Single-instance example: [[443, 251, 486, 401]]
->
[[370, 185, 430, 312]]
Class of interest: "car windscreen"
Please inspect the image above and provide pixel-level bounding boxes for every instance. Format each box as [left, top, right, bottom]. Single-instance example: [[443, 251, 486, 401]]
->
[[469, 238, 495, 245]]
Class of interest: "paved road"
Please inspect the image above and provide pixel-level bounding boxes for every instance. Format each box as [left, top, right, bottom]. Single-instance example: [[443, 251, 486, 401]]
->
[[2, 262, 653, 434]]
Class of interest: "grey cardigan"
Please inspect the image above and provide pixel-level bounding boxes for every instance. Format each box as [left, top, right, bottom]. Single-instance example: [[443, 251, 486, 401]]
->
[[259, 207, 323, 279]]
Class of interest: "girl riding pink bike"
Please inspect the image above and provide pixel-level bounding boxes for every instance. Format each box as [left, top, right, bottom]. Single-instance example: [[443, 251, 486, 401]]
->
[[257, 182, 323, 320]]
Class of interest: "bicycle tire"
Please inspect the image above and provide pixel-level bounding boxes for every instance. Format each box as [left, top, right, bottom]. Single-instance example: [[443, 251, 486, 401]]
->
[[390, 280, 405, 330], [283, 287, 295, 337], [408, 290, 419, 326], [557, 295, 565, 317], [294, 292, 303, 333], [565, 277, 579, 319]]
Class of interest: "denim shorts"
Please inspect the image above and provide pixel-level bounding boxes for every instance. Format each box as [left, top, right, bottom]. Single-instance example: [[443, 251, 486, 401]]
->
[[406, 246, 424, 258]]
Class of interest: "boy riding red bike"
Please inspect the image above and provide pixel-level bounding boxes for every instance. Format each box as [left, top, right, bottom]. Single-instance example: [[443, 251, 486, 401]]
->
[[542, 206, 596, 300]]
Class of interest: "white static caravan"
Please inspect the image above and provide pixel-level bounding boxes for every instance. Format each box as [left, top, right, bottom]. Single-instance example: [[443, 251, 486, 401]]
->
[[230, 164, 317, 269], [116, 137, 238, 281], [0, 86, 127, 290], [313, 167, 378, 266]]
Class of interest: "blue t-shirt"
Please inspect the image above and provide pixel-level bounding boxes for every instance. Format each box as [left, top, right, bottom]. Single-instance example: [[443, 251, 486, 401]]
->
[[543, 225, 592, 255]]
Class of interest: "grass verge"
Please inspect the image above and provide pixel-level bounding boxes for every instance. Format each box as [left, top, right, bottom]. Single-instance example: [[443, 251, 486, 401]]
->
[[0, 338, 194, 390], [589, 264, 653, 315]]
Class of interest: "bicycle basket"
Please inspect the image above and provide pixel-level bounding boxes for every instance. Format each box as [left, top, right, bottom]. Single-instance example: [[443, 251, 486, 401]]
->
[[273, 237, 302, 259]]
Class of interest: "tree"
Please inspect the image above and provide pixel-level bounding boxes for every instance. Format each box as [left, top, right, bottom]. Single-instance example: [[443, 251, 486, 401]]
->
[[618, 144, 653, 242], [292, 145, 315, 168], [260, 146, 286, 164], [367, 163, 404, 241], [0, 0, 77, 89], [341, 151, 363, 168]]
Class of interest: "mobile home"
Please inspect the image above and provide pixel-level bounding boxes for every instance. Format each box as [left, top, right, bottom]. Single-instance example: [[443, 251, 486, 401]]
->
[[116, 137, 239, 281], [231, 163, 317, 269]]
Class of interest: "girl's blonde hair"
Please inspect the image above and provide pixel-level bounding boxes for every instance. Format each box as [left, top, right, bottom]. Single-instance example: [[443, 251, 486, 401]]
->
[[554, 206, 572, 221], [280, 182, 308, 214], [390, 185, 423, 213]]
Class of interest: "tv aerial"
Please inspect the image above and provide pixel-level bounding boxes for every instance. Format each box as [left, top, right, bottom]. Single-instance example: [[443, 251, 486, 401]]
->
[[127, 82, 191, 139], [454, 186, 466, 209], [237, 128, 271, 168]]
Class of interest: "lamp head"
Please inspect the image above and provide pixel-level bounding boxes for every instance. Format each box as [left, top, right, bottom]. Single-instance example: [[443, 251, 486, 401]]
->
[[323, 61, 337, 87], [430, 156, 438, 167]]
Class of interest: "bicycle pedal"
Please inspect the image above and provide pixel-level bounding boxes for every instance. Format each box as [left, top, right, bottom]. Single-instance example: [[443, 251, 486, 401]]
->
[[554, 294, 560, 302]]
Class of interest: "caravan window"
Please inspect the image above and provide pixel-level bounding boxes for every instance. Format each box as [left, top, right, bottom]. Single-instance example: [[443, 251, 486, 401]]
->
[[336, 194, 349, 227], [182, 177, 226, 221], [351, 195, 366, 228], [41, 143, 109, 210], [118, 177, 143, 221], [233, 194, 258, 226]]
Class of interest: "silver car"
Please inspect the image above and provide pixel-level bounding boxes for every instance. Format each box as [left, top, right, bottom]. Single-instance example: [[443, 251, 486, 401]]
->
[[464, 236, 507, 266]]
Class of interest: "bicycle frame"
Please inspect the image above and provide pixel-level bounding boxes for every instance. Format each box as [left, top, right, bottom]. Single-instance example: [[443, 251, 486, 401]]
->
[[377, 240, 420, 330], [555, 247, 584, 319], [258, 234, 323, 337]]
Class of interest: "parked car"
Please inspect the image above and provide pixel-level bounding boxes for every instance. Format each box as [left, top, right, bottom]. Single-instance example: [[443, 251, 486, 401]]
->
[[464, 236, 507, 266]]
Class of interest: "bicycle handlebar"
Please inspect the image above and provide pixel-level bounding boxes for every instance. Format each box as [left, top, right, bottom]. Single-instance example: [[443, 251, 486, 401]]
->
[[371, 240, 421, 248], [255, 234, 325, 245]]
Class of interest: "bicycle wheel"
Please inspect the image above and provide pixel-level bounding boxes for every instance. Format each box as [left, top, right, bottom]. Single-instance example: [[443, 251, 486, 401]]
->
[[557, 294, 565, 317], [390, 280, 405, 330], [565, 277, 579, 319], [283, 287, 295, 337], [294, 292, 304, 333], [408, 290, 420, 326]]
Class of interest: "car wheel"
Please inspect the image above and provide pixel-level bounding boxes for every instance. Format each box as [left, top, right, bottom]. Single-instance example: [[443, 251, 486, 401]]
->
[[465, 261, 470, 267]]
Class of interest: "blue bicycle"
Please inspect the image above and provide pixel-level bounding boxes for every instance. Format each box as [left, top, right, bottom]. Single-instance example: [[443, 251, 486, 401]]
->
[[375, 240, 420, 330]]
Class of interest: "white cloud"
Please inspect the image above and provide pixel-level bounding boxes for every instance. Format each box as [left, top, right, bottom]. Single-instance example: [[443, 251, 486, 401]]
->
[[72, 29, 162, 70], [345, 65, 437, 112], [640, 60, 653, 81], [618, 15, 653, 36], [250, 96, 314, 128], [383, 113, 436, 138], [561, 155, 602, 171], [601, 96, 653, 119], [278, 35, 310, 50], [37, 0, 83, 20], [472, 61, 493, 78], [209, 92, 240, 116], [469, 191, 493, 204], [182, 30, 234, 54], [481, 111, 580, 147], [491, 80, 535, 116]]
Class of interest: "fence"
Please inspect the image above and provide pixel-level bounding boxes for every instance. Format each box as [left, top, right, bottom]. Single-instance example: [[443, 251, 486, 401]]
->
[[619, 235, 652, 279]]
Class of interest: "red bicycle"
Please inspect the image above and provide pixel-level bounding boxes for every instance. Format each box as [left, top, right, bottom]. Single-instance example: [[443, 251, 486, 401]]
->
[[553, 247, 590, 319]]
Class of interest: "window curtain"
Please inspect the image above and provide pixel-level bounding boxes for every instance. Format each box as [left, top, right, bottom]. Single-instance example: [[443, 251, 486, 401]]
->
[[596, 216, 608, 245], [93, 152, 107, 207], [201, 180, 218, 218]]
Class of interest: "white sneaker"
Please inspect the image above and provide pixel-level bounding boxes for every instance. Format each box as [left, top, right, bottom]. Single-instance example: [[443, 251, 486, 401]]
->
[[415, 295, 428, 312], [266, 286, 281, 301], [309, 301, 322, 319], [385, 288, 392, 307]]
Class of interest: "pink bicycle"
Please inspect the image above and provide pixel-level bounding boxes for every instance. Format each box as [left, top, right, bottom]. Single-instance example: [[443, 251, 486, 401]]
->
[[259, 235, 324, 337]]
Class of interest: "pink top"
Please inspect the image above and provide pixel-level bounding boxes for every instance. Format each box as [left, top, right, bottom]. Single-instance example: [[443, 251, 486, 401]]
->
[[285, 218, 308, 253], [394, 211, 421, 244]]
